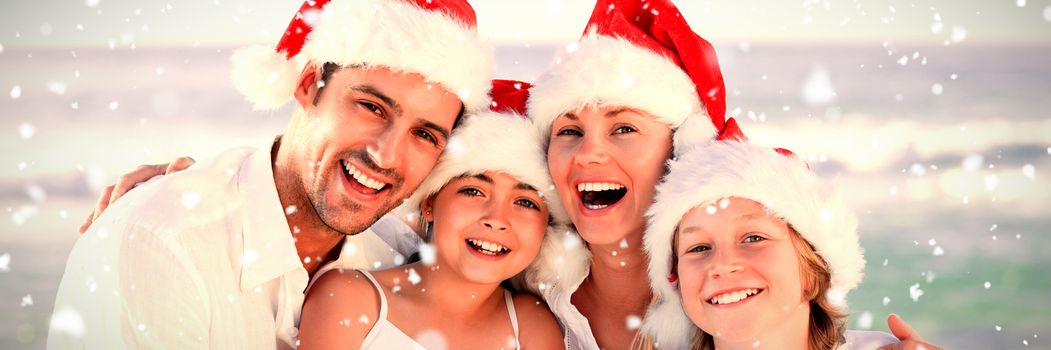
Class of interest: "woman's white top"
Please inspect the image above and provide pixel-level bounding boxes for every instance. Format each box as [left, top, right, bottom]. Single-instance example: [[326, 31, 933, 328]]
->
[[357, 270, 521, 350]]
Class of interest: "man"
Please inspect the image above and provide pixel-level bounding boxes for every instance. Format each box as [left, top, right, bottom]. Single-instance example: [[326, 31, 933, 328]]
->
[[48, 0, 491, 348]]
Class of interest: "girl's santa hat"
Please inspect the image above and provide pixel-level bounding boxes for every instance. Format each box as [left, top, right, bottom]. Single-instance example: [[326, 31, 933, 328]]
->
[[641, 126, 865, 348], [231, 0, 492, 112], [528, 0, 728, 157], [405, 80, 568, 226]]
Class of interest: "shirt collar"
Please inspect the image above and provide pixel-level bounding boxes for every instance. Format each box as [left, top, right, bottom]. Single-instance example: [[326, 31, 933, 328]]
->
[[238, 137, 304, 292]]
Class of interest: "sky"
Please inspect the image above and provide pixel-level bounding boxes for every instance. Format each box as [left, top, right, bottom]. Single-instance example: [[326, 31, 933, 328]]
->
[[1, 0, 1050, 49]]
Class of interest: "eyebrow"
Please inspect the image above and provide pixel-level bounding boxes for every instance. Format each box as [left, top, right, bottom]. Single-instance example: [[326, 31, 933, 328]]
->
[[351, 85, 403, 117], [604, 107, 635, 118], [471, 174, 493, 184], [516, 182, 538, 192]]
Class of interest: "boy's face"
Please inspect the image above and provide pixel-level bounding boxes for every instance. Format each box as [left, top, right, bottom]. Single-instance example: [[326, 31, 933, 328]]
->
[[287, 64, 462, 235], [675, 197, 810, 345]]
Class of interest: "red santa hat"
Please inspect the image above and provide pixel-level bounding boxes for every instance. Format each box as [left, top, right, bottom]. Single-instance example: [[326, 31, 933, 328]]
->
[[528, 0, 727, 156], [641, 124, 865, 348], [231, 0, 492, 112], [405, 80, 569, 226]]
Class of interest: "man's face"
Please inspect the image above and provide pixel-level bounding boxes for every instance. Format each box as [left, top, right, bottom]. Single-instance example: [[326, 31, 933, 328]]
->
[[287, 64, 462, 235]]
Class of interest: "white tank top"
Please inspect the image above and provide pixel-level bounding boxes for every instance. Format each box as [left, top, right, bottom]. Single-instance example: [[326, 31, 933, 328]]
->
[[358, 270, 521, 349]]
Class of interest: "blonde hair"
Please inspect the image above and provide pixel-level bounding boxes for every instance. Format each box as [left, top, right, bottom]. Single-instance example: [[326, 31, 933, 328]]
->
[[637, 225, 847, 350]]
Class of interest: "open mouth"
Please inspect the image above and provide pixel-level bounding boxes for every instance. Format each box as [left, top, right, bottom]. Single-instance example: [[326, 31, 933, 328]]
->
[[707, 288, 764, 305], [466, 239, 511, 256], [341, 160, 389, 195], [577, 182, 627, 210]]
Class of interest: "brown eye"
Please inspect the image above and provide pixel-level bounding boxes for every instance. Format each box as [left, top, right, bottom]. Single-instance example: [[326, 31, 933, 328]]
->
[[413, 129, 438, 145], [515, 198, 540, 210]]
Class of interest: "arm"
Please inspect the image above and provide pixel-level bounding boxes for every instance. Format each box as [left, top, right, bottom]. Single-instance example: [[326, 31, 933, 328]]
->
[[297, 270, 380, 350], [512, 293, 565, 349], [79, 157, 196, 234]]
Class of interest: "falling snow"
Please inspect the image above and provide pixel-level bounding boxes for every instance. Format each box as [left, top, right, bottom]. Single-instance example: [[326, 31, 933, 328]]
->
[[181, 192, 200, 208], [626, 315, 642, 330], [909, 283, 925, 302], [19, 122, 35, 139], [0, 253, 10, 272], [856, 311, 874, 329], [10, 85, 21, 99]]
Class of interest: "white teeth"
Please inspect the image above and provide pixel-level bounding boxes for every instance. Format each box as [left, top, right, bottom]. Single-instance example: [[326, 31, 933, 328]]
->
[[709, 289, 759, 305], [576, 182, 625, 192], [468, 239, 508, 255], [343, 162, 386, 191]]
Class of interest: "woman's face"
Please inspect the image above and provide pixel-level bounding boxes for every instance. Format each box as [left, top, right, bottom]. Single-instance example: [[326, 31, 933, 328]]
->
[[547, 105, 672, 246], [675, 197, 809, 344], [423, 171, 549, 285]]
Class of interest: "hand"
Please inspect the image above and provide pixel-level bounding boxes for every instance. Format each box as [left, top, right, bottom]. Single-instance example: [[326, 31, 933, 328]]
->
[[78, 157, 196, 234], [876, 314, 943, 350]]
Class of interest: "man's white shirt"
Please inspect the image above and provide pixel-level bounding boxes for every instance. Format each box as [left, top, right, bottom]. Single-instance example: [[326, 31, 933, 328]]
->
[[48, 140, 419, 349]]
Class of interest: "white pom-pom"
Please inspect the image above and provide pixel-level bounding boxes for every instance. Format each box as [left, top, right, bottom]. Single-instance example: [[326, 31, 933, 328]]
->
[[672, 114, 718, 157], [231, 45, 299, 110]]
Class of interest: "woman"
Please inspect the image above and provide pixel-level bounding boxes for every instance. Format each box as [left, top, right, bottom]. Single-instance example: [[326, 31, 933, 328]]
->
[[517, 0, 730, 348], [297, 79, 565, 349]]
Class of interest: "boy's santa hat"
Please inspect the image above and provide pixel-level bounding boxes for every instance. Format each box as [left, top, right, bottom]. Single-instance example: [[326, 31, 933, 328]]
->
[[528, 0, 728, 156], [641, 125, 865, 348], [405, 80, 568, 226], [231, 0, 492, 112]]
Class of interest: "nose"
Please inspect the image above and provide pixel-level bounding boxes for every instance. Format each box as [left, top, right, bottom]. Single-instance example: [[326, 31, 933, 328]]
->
[[480, 200, 510, 231], [708, 247, 744, 279], [573, 133, 611, 167], [366, 127, 406, 170]]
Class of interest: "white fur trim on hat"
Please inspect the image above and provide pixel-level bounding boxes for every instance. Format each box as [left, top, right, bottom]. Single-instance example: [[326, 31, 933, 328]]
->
[[514, 225, 591, 296], [641, 141, 865, 348], [232, 0, 492, 111], [528, 32, 705, 142], [231, 46, 302, 110], [405, 112, 568, 226]]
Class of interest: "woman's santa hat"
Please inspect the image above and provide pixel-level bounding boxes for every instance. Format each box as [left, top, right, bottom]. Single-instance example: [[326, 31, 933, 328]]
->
[[404, 80, 568, 226], [641, 125, 865, 348], [231, 0, 492, 112], [528, 0, 728, 157]]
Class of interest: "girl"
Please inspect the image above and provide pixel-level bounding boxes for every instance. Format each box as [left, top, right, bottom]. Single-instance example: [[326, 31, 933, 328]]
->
[[296, 80, 566, 349], [642, 138, 898, 349]]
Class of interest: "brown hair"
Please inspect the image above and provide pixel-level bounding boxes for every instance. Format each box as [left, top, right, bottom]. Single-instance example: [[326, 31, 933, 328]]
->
[[637, 225, 846, 350]]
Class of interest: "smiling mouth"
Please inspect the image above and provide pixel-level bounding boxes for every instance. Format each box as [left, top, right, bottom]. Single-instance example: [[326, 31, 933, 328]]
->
[[341, 160, 389, 194], [707, 288, 764, 305], [466, 239, 511, 256], [577, 182, 627, 210]]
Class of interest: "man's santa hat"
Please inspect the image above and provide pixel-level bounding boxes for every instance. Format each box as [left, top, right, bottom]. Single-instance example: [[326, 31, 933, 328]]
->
[[405, 80, 568, 226], [528, 0, 728, 157], [231, 0, 492, 112], [641, 126, 865, 348]]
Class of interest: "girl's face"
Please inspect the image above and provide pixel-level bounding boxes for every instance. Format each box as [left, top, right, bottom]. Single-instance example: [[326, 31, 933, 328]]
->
[[546, 105, 672, 246], [675, 197, 810, 343], [423, 171, 549, 285]]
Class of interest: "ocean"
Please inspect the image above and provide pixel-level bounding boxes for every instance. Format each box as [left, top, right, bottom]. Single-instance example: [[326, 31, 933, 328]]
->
[[1, 43, 1049, 349]]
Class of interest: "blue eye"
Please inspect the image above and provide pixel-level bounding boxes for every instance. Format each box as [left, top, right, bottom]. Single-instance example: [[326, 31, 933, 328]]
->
[[556, 128, 582, 137], [743, 235, 765, 243], [612, 125, 636, 134]]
